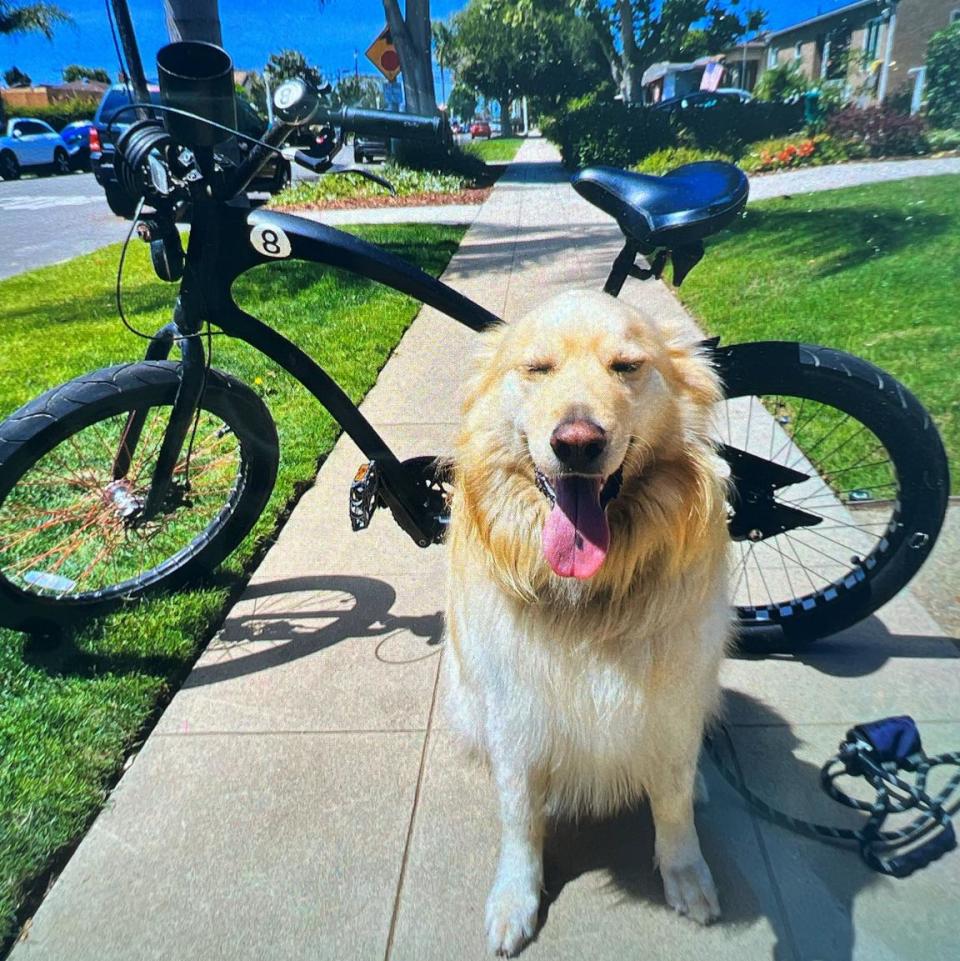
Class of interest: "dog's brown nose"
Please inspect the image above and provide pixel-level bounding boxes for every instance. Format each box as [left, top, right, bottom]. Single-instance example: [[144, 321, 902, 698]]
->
[[550, 419, 607, 472]]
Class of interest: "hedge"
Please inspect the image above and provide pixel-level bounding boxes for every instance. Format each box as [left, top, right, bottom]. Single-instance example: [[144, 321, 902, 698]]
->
[[541, 91, 804, 168], [0, 96, 100, 131]]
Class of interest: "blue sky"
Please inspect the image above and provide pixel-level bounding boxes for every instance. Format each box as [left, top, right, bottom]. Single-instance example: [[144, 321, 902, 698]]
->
[[3, 1, 861, 86]]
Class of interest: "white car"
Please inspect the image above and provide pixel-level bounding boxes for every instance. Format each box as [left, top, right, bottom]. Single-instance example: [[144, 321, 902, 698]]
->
[[0, 117, 71, 180]]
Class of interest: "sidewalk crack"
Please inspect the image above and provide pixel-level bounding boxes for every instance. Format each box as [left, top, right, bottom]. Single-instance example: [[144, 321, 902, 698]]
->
[[383, 646, 444, 961]]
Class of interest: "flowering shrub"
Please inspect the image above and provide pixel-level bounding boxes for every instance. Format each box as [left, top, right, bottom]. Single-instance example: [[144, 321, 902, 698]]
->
[[739, 134, 847, 173], [826, 106, 929, 158]]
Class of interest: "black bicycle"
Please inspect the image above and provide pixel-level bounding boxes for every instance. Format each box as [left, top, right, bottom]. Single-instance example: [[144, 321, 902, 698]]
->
[[0, 42, 949, 647]]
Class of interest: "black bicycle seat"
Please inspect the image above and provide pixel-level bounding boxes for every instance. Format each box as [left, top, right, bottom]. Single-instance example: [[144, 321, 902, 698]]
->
[[572, 162, 749, 249]]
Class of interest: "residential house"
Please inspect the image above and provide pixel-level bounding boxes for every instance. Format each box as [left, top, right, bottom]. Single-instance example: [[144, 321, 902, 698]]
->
[[759, 0, 959, 110]]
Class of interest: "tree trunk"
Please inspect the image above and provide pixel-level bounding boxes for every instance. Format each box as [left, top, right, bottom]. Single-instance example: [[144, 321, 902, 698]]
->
[[383, 0, 436, 114], [164, 0, 222, 45], [499, 97, 512, 137], [618, 0, 640, 103]]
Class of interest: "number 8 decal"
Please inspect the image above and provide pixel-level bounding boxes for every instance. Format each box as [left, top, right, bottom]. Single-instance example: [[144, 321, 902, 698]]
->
[[251, 223, 292, 259]]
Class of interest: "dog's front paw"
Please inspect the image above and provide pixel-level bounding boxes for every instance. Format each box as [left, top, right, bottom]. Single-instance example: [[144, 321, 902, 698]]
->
[[485, 878, 540, 956], [661, 857, 720, 925]]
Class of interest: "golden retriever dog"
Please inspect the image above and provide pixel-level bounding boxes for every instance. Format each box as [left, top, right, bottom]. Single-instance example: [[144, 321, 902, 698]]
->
[[444, 289, 731, 956]]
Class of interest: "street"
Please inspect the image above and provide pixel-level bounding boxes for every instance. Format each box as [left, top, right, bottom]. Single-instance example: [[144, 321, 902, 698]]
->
[[0, 172, 131, 280], [0, 154, 371, 281]]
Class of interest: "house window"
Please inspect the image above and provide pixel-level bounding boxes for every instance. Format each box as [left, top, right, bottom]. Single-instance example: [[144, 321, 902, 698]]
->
[[794, 42, 803, 60], [864, 18, 882, 61], [768, 46, 779, 68], [951, 10, 960, 24]]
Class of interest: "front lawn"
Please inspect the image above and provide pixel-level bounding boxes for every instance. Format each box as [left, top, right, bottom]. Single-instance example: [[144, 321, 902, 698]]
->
[[0, 223, 466, 946], [678, 175, 959, 491], [463, 136, 524, 163]]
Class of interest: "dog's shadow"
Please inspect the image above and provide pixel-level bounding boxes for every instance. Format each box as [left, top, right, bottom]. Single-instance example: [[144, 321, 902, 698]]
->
[[535, 691, 880, 961]]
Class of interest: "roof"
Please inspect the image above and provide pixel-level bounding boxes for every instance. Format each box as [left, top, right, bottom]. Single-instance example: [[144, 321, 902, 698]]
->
[[767, 0, 881, 41]]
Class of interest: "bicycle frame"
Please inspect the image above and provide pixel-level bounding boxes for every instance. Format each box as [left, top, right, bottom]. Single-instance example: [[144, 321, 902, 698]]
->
[[133, 194, 501, 546], [130, 194, 821, 554]]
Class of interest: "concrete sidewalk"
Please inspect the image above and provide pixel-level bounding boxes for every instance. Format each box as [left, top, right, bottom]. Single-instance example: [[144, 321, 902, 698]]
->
[[12, 139, 959, 961]]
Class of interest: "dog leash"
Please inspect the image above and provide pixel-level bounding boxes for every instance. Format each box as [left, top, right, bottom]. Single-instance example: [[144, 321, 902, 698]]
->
[[703, 716, 960, 877]]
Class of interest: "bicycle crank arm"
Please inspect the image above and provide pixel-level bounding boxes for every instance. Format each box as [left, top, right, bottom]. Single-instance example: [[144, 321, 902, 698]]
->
[[350, 456, 451, 547]]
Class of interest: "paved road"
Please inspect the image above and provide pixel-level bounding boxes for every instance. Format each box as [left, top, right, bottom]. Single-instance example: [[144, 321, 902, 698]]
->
[[0, 172, 130, 280], [0, 158, 375, 281]]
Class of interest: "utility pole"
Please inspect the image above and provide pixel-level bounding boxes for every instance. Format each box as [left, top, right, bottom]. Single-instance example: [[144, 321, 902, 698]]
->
[[110, 0, 151, 117]]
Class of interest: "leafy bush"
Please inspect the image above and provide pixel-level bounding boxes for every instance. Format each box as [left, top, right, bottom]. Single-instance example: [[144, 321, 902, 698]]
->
[[926, 23, 960, 129], [739, 133, 849, 173], [826, 106, 929, 158], [928, 128, 960, 151], [541, 91, 673, 168], [671, 98, 804, 156], [754, 61, 811, 103], [0, 96, 99, 131], [542, 90, 803, 168], [632, 146, 732, 175]]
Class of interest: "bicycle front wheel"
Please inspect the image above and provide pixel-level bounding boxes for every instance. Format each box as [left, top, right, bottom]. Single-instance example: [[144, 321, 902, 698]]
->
[[0, 361, 279, 632], [718, 342, 949, 647]]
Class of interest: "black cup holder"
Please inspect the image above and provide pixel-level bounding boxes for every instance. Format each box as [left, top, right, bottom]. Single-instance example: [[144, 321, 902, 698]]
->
[[156, 41, 237, 148]]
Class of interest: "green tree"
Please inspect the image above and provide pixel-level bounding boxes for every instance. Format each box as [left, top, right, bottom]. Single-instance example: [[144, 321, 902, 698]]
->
[[263, 49, 324, 92], [0, 1, 69, 38], [3, 65, 31, 86], [570, 0, 765, 104], [331, 74, 384, 110], [448, 82, 477, 122], [62, 64, 111, 84], [926, 22, 960, 129], [449, 0, 601, 135]]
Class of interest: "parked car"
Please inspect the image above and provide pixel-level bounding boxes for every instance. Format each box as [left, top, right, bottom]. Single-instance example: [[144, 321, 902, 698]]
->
[[60, 120, 95, 171], [353, 133, 388, 164], [0, 117, 71, 180], [652, 89, 752, 115], [469, 120, 491, 139], [90, 83, 292, 218]]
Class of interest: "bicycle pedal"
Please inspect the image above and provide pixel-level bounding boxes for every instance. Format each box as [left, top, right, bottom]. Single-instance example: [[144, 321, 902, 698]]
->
[[349, 461, 381, 531]]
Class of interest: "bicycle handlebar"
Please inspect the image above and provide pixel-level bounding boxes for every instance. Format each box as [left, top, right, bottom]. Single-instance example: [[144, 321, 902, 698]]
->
[[315, 106, 443, 141]]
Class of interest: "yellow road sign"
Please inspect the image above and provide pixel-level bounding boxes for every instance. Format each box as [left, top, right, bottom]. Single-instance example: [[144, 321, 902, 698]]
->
[[366, 26, 401, 82]]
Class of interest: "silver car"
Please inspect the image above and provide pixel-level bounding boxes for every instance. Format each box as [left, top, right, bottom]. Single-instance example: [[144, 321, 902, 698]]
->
[[0, 117, 71, 180]]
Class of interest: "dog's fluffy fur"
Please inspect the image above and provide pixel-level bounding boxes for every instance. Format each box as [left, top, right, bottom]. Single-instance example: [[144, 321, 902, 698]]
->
[[444, 289, 731, 956]]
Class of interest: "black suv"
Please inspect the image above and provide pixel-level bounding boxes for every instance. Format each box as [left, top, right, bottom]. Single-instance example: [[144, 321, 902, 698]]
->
[[91, 83, 292, 218]]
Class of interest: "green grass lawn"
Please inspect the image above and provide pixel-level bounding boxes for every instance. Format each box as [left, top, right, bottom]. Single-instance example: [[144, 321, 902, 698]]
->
[[0, 223, 465, 945], [463, 136, 524, 163], [679, 175, 959, 492]]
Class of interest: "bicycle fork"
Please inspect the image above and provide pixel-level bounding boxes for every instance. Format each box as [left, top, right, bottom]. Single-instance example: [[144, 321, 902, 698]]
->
[[110, 299, 207, 523]]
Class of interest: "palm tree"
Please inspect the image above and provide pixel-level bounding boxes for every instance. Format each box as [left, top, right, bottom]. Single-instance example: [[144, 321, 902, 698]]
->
[[0, 1, 70, 38]]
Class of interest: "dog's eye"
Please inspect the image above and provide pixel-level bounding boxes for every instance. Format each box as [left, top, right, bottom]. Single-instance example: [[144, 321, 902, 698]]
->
[[610, 359, 644, 374], [524, 361, 554, 375]]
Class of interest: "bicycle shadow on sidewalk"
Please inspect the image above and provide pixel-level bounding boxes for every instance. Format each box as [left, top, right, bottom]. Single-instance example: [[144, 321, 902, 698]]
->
[[535, 691, 881, 961], [21, 574, 443, 682], [183, 573, 443, 688]]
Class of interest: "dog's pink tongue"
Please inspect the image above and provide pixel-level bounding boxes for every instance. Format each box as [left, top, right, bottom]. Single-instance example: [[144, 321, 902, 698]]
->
[[542, 476, 610, 579]]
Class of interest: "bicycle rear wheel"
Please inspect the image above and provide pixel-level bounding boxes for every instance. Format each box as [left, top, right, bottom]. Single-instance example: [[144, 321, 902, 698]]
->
[[717, 342, 949, 647], [0, 361, 279, 632]]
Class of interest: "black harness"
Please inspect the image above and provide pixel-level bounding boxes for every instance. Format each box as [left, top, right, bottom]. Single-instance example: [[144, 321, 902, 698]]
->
[[706, 715, 960, 878]]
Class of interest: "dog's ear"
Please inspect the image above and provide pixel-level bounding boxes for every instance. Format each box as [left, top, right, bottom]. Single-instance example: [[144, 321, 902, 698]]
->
[[665, 341, 723, 410]]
